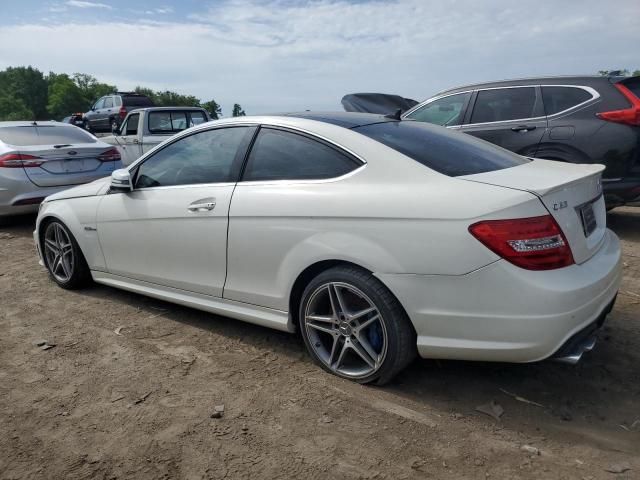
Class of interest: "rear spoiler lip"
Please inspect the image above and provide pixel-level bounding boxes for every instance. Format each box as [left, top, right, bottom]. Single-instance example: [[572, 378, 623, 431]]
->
[[459, 161, 605, 197]]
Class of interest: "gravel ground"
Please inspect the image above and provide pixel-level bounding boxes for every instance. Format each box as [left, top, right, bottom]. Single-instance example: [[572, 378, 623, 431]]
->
[[1, 208, 639, 480]]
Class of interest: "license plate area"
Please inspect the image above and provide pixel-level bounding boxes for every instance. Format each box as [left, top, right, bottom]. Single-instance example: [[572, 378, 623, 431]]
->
[[577, 197, 598, 237]]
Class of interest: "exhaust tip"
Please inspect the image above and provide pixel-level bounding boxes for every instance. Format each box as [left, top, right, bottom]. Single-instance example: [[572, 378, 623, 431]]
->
[[553, 334, 597, 365]]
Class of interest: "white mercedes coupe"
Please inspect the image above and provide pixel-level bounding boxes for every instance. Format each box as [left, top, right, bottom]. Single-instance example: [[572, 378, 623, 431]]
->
[[34, 112, 622, 384]]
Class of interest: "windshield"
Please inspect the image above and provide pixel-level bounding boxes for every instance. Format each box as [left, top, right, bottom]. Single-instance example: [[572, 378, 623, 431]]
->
[[354, 121, 529, 176]]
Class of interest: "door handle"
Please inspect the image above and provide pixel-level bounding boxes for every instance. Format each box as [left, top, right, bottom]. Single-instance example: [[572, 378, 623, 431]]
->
[[511, 125, 536, 132], [188, 200, 216, 212], [133, 139, 139, 144]]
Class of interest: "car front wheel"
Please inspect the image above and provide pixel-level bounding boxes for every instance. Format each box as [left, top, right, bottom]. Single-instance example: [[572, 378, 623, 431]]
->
[[299, 266, 416, 385], [42, 220, 92, 290]]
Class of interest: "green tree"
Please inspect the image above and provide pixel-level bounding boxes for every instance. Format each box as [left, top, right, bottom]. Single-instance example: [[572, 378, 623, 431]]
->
[[202, 99, 222, 119], [232, 103, 246, 117], [0, 95, 33, 121], [47, 74, 86, 120], [598, 69, 630, 76], [73, 73, 116, 108], [0, 66, 48, 119], [633, 70, 640, 77], [154, 90, 200, 107], [134, 86, 157, 103]]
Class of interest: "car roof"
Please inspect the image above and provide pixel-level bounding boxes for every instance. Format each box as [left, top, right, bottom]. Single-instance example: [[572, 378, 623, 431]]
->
[[280, 111, 396, 128], [0, 121, 73, 128], [435, 75, 616, 96], [129, 106, 207, 112]]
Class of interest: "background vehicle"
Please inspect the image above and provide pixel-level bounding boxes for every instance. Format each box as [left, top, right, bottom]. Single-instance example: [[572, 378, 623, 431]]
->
[[344, 75, 640, 208], [83, 92, 154, 133], [61, 113, 84, 128], [101, 107, 210, 165], [0, 121, 121, 216], [34, 113, 620, 384]]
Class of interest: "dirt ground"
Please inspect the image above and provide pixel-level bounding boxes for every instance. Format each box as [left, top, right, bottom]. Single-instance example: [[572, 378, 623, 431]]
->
[[1, 208, 639, 480]]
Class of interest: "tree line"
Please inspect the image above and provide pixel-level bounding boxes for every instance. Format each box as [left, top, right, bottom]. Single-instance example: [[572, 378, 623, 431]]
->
[[0, 66, 245, 122]]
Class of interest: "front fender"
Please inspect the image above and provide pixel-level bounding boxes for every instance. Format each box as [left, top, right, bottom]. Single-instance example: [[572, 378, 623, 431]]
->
[[37, 197, 106, 271]]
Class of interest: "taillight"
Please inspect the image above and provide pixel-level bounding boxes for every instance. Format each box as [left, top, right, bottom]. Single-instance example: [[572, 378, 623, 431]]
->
[[97, 147, 121, 162], [0, 153, 44, 168], [596, 83, 640, 126], [119, 106, 127, 120], [469, 215, 574, 271]]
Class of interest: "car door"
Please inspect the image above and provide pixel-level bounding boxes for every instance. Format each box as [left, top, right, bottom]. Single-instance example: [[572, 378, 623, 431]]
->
[[117, 112, 142, 166], [99, 96, 115, 130], [224, 126, 364, 310], [402, 91, 472, 128], [96, 125, 256, 297], [459, 86, 547, 156], [87, 97, 105, 129]]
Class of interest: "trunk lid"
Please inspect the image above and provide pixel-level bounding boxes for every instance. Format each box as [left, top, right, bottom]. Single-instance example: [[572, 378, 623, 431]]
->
[[19, 143, 110, 187], [461, 159, 606, 264]]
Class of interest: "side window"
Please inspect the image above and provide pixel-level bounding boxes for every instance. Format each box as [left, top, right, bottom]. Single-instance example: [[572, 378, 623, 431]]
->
[[114, 96, 122, 107], [190, 111, 207, 126], [542, 86, 592, 115], [103, 97, 114, 108], [93, 97, 105, 110], [124, 113, 139, 136], [135, 127, 250, 188], [149, 111, 189, 133], [470, 87, 537, 123], [405, 92, 471, 126], [243, 128, 360, 182]]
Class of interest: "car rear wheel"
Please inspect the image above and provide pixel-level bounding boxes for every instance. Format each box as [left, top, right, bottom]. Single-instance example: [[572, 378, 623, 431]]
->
[[299, 266, 416, 385], [42, 220, 92, 290]]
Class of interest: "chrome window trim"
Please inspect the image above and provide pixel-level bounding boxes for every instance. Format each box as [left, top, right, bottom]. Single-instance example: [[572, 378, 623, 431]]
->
[[406, 84, 600, 127], [236, 164, 367, 187], [133, 182, 237, 193]]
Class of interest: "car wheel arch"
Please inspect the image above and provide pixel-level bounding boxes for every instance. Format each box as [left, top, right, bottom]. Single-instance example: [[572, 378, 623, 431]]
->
[[287, 259, 414, 337]]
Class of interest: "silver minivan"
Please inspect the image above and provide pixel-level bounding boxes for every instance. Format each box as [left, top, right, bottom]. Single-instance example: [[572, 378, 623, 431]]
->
[[0, 122, 122, 216]]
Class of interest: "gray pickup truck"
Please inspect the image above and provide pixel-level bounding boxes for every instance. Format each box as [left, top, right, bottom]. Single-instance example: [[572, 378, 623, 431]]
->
[[101, 107, 211, 165]]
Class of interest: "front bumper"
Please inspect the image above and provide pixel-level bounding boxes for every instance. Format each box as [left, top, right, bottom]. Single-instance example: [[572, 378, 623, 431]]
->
[[377, 228, 622, 363]]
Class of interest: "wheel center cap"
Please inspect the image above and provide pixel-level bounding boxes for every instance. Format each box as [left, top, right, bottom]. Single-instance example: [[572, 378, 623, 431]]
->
[[338, 322, 352, 336]]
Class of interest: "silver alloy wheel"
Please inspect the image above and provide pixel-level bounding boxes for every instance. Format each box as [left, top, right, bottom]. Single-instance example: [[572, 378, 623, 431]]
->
[[304, 282, 388, 379], [43, 223, 74, 283]]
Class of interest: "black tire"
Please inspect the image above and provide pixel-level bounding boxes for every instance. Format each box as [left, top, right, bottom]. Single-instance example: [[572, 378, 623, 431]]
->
[[41, 220, 92, 290], [109, 117, 119, 132], [298, 265, 416, 385]]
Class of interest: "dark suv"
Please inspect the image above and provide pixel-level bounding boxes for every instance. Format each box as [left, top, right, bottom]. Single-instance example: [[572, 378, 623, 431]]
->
[[83, 92, 154, 133], [346, 76, 640, 207]]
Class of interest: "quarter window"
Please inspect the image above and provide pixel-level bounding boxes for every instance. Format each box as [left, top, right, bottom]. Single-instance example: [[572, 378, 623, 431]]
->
[[242, 128, 360, 181], [542, 86, 592, 115], [405, 92, 471, 126], [134, 127, 251, 188], [470, 87, 537, 123]]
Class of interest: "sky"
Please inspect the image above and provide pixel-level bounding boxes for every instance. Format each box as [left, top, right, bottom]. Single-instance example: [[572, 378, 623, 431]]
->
[[0, 0, 638, 116]]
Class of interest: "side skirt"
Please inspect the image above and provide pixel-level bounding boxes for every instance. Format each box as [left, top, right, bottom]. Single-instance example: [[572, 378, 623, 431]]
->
[[91, 271, 294, 333]]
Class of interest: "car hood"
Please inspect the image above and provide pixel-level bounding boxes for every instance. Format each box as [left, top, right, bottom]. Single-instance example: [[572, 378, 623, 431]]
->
[[45, 176, 111, 202]]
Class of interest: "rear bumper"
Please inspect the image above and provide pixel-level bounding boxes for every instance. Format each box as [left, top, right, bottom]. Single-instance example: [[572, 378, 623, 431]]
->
[[376, 229, 622, 363], [603, 177, 640, 207]]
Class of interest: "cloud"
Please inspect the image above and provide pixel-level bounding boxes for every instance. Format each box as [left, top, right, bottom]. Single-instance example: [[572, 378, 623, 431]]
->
[[1, 0, 638, 115], [66, 0, 111, 9]]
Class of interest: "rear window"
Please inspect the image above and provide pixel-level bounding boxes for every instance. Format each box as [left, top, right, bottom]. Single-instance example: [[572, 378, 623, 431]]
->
[[542, 86, 592, 115], [0, 126, 97, 146], [354, 121, 529, 177], [148, 111, 189, 133], [123, 95, 154, 107], [621, 77, 640, 99]]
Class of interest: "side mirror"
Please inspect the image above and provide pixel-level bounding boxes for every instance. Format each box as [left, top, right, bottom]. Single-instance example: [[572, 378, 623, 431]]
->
[[112, 122, 120, 134], [110, 169, 133, 192]]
